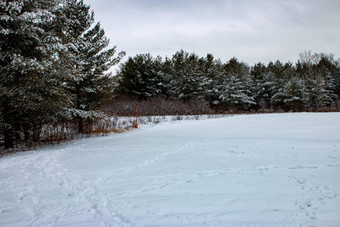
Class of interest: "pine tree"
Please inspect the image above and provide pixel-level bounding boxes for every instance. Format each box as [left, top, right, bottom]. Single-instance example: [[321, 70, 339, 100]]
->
[[201, 54, 224, 105], [282, 77, 307, 111], [0, 0, 124, 148], [0, 0, 68, 148], [316, 56, 339, 108], [217, 58, 256, 110], [251, 63, 274, 109], [297, 53, 340, 110], [166, 50, 204, 100], [55, 0, 125, 132], [117, 54, 162, 100]]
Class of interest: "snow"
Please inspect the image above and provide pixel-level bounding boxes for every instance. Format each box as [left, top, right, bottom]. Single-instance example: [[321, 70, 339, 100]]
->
[[1, 112, 340, 227]]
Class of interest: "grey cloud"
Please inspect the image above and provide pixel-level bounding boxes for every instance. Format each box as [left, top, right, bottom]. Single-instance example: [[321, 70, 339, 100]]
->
[[85, 0, 340, 65]]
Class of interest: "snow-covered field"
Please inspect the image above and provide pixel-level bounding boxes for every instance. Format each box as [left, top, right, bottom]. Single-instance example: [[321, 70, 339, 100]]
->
[[1, 113, 340, 227]]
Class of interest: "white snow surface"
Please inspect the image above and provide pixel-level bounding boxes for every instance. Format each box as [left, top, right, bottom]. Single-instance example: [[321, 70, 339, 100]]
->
[[1, 113, 340, 227]]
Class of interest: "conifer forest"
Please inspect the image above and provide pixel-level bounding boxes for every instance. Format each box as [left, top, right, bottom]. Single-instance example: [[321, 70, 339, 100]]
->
[[1, 0, 340, 150]]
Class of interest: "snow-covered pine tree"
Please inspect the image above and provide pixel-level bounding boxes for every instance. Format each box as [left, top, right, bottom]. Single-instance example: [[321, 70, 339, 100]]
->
[[297, 53, 340, 110], [201, 54, 224, 105], [0, 0, 69, 148], [166, 50, 205, 100], [316, 56, 339, 108], [266, 61, 296, 110], [251, 63, 274, 109], [55, 0, 125, 133], [217, 58, 256, 111], [217, 74, 256, 111], [117, 54, 163, 100], [255, 72, 280, 110], [309, 76, 335, 110], [282, 77, 308, 111]]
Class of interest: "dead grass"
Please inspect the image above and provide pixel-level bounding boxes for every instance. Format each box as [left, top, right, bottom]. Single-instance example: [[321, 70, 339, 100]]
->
[[85, 127, 132, 135]]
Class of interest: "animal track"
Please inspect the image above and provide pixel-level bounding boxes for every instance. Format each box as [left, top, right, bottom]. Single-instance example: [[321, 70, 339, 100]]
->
[[290, 175, 338, 225]]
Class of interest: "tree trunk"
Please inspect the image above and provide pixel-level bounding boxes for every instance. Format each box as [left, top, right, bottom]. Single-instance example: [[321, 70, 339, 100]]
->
[[32, 124, 41, 142], [76, 85, 84, 133], [4, 130, 14, 149], [78, 117, 83, 133], [2, 100, 14, 149]]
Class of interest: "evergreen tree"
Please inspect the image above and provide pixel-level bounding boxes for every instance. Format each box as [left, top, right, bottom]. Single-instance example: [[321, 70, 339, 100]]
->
[[0, 0, 124, 148], [55, 0, 125, 132], [282, 77, 307, 111], [117, 54, 162, 100], [201, 54, 224, 105], [255, 72, 277, 109], [217, 58, 256, 110], [0, 0, 68, 148], [251, 63, 275, 109], [250, 62, 266, 80], [297, 53, 340, 110], [168, 50, 202, 100], [316, 56, 339, 108]]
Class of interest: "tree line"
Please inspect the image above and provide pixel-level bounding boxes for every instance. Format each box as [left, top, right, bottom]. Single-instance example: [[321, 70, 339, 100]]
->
[[1, 0, 124, 149], [115, 50, 340, 113]]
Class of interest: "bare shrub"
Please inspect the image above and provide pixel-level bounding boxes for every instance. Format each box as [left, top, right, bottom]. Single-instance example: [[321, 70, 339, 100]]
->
[[101, 95, 214, 116]]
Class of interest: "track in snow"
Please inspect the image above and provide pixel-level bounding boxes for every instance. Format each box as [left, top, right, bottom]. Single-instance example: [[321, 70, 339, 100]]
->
[[1, 113, 340, 226]]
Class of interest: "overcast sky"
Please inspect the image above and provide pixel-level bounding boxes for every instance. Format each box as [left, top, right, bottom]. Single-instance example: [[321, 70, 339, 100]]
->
[[83, 0, 340, 66]]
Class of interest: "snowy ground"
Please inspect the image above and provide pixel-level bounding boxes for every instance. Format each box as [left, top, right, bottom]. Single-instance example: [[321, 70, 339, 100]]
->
[[1, 113, 340, 227]]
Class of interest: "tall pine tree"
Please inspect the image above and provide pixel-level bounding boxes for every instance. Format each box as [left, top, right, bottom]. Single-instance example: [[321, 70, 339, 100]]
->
[[55, 0, 125, 132], [0, 0, 68, 148], [1, 0, 124, 148]]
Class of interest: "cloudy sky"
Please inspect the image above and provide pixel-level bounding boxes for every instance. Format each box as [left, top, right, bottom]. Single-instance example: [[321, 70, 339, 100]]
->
[[83, 0, 339, 65]]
